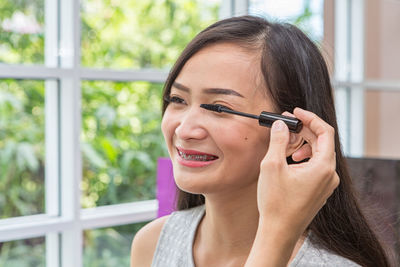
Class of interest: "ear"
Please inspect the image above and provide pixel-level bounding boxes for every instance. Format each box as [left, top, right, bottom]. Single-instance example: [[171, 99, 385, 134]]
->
[[286, 132, 304, 157]]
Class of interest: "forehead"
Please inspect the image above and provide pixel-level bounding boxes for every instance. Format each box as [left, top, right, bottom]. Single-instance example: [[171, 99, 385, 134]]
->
[[175, 43, 264, 99]]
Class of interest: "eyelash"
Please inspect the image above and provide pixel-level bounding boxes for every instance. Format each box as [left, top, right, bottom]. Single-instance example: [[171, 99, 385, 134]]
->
[[164, 95, 186, 105], [164, 95, 233, 111], [215, 104, 232, 110]]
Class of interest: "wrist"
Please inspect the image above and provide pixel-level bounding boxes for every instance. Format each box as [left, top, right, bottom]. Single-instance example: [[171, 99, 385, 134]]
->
[[257, 218, 299, 249], [244, 218, 300, 267], [258, 214, 305, 242]]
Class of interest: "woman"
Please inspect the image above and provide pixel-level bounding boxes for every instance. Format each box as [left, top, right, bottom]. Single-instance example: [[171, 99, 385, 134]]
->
[[131, 16, 391, 266]]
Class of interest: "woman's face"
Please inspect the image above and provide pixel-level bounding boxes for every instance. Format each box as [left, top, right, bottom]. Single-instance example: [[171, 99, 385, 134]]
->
[[161, 43, 276, 195]]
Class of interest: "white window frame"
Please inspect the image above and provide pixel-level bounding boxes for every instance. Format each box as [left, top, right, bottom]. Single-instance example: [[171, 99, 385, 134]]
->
[[0, 1, 242, 266], [334, 0, 366, 157], [333, 0, 400, 157], [7, 0, 400, 265], [1, 1, 400, 264]]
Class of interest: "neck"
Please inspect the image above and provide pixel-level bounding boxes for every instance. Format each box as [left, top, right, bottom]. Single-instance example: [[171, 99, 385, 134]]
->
[[197, 182, 259, 255], [192, 182, 308, 265]]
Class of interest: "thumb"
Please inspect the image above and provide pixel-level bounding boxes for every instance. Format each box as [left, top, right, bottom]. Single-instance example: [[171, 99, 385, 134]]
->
[[265, 120, 290, 162]]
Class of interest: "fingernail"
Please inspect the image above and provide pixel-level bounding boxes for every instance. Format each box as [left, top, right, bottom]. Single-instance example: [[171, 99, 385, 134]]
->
[[272, 120, 285, 132]]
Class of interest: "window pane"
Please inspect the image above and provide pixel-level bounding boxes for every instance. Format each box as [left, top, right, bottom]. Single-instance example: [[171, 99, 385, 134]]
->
[[365, 0, 400, 80], [83, 222, 148, 266], [364, 89, 400, 159], [0, 80, 45, 218], [81, 0, 221, 69], [0, 1, 44, 65], [249, 0, 324, 42], [81, 81, 166, 208], [0, 236, 45, 267]]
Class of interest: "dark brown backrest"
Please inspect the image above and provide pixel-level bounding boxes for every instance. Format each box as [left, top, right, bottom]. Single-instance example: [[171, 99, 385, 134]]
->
[[346, 157, 400, 264]]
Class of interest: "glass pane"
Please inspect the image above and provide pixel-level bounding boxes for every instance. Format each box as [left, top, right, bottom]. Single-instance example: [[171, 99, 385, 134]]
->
[[365, 0, 400, 80], [81, 81, 167, 208], [83, 222, 148, 266], [0, 1, 44, 65], [364, 89, 400, 159], [0, 79, 45, 218], [81, 0, 221, 69], [0, 236, 45, 267], [335, 86, 400, 159], [249, 0, 324, 42]]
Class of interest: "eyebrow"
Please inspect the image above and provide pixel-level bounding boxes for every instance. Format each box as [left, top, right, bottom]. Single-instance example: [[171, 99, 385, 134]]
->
[[172, 82, 244, 98]]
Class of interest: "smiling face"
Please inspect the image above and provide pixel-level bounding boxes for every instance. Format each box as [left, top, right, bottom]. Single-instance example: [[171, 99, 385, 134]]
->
[[161, 43, 276, 196]]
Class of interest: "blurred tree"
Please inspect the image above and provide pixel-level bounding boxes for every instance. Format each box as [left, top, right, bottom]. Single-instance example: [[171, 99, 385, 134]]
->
[[0, 0, 220, 265], [80, 0, 220, 208], [0, 0, 44, 64]]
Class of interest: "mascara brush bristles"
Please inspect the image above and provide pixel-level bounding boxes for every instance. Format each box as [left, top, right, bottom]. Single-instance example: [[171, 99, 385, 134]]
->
[[200, 104, 223, 112], [200, 104, 259, 119]]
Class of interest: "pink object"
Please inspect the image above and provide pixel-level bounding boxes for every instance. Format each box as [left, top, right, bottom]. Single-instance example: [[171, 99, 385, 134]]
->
[[156, 157, 177, 217]]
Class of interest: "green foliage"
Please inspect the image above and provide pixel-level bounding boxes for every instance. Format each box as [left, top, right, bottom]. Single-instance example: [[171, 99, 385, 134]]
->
[[0, 0, 44, 64], [81, 0, 219, 69], [81, 81, 167, 207], [0, 237, 45, 267], [83, 222, 147, 267], [0, 80, 45, 218], [0, 0, 220, 265]]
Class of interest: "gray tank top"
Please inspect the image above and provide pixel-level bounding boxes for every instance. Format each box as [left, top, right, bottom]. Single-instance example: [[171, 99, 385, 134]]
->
[[151, 205, 361, 267]]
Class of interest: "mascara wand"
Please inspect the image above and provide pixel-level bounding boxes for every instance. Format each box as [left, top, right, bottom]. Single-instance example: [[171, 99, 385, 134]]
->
[[200, 104, 303, 133]]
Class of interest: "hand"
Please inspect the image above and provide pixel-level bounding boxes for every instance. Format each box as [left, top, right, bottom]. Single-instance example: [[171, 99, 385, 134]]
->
[[257, 107, 340, 236]]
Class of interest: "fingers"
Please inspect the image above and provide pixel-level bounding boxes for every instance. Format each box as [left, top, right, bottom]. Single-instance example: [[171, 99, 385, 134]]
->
[[293, 107, 335, 158], [262, 120, 290, 170], [331, 172, 340, 191], [292, 143, 312, 162], [323, 172, 340, 206]]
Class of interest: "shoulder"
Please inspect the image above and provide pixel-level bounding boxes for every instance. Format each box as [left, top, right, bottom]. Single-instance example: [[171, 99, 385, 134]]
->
[[130, 215, 170, 267], [292, 235, 361, 267], [315, 249, 361, 267], [130, 205, 205, 267]]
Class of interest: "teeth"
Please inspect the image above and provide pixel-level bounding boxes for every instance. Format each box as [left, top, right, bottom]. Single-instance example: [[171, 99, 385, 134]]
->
[[178, 150, 216, 161]]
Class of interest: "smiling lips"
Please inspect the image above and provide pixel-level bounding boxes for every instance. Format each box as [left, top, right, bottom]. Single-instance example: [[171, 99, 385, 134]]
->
[[176, 147, 218, 167]]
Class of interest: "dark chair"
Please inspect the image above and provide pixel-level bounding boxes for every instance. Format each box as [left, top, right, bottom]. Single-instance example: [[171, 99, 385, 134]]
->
[[346, 157, 400, 264]]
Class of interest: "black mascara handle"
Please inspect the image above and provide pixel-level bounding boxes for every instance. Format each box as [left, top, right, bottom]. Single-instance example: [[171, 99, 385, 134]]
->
[[259, 111, 303, 133]]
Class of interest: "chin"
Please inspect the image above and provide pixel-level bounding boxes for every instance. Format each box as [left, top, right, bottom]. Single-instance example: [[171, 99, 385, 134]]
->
[[173, 171, 225, 195]]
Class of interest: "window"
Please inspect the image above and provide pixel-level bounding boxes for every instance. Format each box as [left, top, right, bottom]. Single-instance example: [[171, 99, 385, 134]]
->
[[1, 1, 399, 266], [331, 0, 400, 158], [0, 0, 225, 266], [249, 0, 324, 42], [81, 81, 164, 207], [0, 236, 45, 266], [0, 0, 45, 65], [0, 79, 46, 218]]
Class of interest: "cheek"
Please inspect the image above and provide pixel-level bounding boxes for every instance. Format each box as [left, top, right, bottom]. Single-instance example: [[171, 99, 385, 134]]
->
[[160, 116, 168, 139], [219, 123, 269, 157], [161, 110, 176, 143], [239, 128, 270, 161]]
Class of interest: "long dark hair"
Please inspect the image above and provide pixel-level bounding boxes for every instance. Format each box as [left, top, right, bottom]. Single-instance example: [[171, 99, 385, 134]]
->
[[161, 16, 391, 266]]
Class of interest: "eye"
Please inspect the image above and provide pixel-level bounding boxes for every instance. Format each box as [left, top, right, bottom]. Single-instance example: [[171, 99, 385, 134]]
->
[[214, 103, 233, 110], [164, 95, 186, 105]]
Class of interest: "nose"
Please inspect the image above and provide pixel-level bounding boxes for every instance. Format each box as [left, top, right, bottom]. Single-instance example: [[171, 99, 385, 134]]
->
[[175, 106, 208, 141]]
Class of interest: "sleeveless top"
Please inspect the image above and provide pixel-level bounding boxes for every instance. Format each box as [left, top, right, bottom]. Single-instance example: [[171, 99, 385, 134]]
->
[[151, 205, 361, 267]]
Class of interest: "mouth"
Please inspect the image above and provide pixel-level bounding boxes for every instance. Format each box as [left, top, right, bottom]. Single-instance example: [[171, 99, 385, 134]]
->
[[176, 147, 219, 162]]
